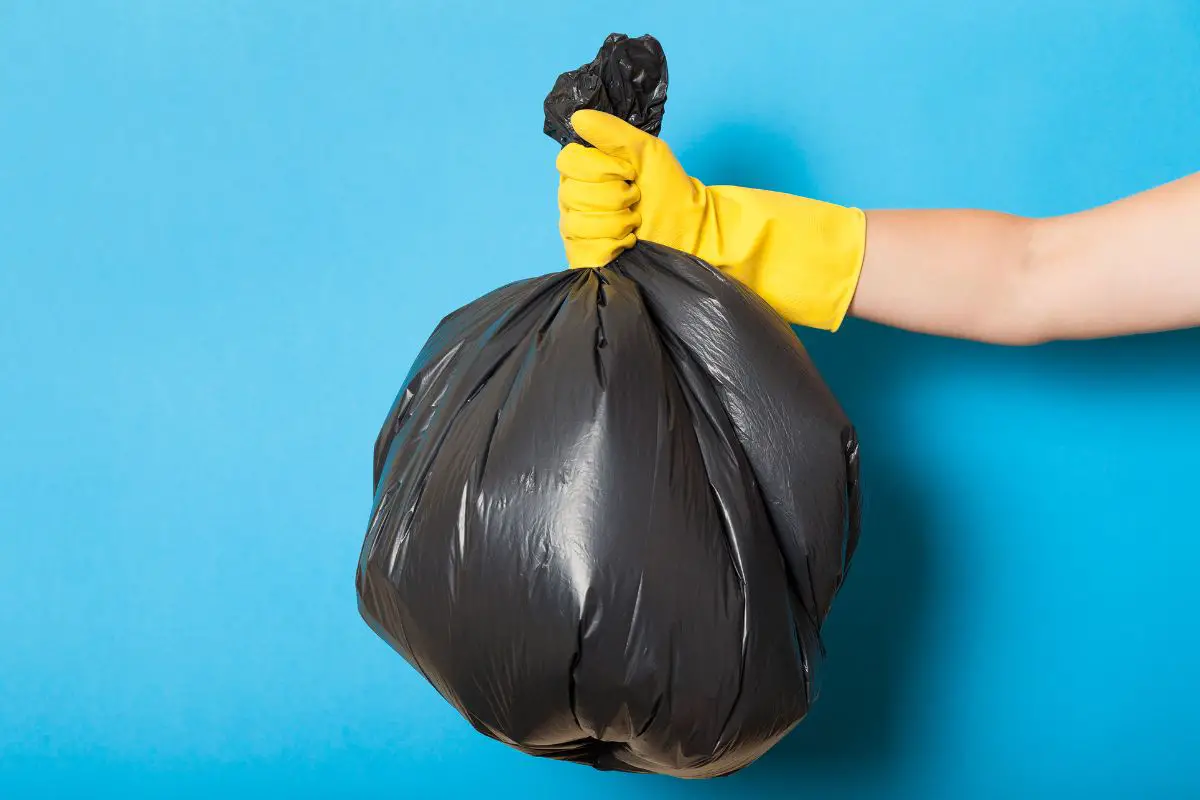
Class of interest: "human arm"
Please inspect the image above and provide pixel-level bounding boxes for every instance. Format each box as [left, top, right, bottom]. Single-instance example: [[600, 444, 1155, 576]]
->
[[856, 173, 1200, 344], [558, 110, 1200, 344]]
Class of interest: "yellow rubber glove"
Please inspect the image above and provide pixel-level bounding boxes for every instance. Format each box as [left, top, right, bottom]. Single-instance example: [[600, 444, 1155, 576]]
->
[[557, 109, 867, 331]]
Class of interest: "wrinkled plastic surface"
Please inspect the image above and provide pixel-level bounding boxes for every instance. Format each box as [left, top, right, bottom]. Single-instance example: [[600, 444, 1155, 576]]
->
[[544, 33, 667, 147], [356, 34, 861, 779]]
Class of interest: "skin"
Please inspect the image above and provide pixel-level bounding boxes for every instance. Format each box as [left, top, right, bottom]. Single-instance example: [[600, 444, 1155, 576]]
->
[[854, 172, 1200, 344]]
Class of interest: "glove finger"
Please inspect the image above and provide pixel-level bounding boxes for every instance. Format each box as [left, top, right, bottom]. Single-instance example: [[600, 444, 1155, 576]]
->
[[556, 142, 635, 182], [570, 110, 656, 169], [559, 208, 641, 241], [564, 234, 636, 269], [558, 176, 640, 213]]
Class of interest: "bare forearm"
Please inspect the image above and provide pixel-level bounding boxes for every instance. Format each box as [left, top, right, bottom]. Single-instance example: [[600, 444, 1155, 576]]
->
[[850, 209, 1037, 343], [849, 172, 1200, 344], [1028, 173, 1200, 340]]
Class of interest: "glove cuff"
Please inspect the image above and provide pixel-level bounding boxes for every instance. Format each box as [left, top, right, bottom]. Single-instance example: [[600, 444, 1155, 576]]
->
[[705, 187, 867, 331]]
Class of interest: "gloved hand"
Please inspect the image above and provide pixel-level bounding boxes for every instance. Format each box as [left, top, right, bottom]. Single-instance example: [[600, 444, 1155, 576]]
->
[[557, 109, 867, 331]]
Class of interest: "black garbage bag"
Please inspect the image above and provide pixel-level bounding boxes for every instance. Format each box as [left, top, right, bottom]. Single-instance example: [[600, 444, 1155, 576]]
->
[[356, 34, 861, 779]]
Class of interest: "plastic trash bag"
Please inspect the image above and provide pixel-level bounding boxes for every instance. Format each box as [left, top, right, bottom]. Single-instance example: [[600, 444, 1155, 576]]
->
[[356, 34, 861, 779]]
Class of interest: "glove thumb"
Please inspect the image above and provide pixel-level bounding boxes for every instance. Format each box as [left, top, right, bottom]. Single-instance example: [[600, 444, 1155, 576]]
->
[[570, 110, 656, 172]]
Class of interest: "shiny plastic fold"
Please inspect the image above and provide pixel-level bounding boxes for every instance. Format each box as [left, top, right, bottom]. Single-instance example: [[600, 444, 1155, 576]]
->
[[356, 34, 861, 778]]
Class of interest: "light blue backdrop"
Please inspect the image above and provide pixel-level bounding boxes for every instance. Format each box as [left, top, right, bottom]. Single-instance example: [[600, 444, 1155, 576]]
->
[[4, 1, 1200, 797]]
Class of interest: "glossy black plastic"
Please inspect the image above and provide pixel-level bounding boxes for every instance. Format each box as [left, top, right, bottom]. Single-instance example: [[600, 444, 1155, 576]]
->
[[544, 33, 667, 147], [356, 34, 861, 778]]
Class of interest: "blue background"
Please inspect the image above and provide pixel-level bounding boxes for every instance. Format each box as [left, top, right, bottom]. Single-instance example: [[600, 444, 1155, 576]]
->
[[4, 1, 1200, 797]]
